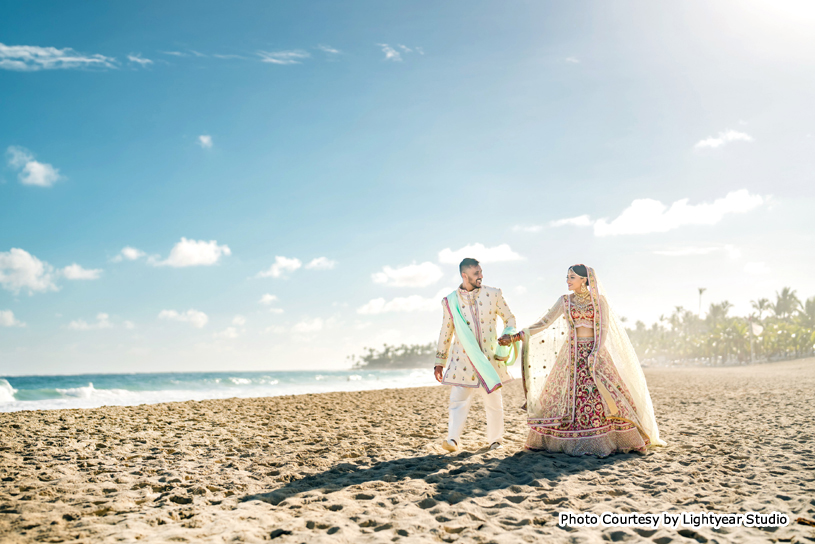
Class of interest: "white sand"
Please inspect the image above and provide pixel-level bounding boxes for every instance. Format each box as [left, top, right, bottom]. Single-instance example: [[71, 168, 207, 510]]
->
[[1, 358, 814, 543]]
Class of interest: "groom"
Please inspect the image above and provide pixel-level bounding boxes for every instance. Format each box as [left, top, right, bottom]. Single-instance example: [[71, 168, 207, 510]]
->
[[434, 258, 517, 451]]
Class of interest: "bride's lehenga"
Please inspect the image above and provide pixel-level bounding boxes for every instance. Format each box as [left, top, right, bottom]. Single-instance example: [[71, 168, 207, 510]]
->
[[521, 267, 664, 457]]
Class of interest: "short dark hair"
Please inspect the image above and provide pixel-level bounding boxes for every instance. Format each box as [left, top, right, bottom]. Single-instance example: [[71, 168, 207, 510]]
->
[[459, 258, 480, 274]]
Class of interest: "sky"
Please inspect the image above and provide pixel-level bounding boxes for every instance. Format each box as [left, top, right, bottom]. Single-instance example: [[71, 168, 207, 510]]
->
[[2, 0, 814, 375]]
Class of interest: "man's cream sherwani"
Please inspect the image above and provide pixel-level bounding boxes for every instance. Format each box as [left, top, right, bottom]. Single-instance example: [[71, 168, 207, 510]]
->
[[435, 285, 517, 388]]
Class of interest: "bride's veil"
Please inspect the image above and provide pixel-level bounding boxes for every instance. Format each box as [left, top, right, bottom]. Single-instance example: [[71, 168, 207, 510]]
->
[[522, 305, 569, 418], [589, 267, 665, 447]]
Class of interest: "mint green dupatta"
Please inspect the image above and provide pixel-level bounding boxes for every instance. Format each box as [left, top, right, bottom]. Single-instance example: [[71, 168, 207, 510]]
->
[[495, 326, 520, 366], [443, 291, 502, 393]]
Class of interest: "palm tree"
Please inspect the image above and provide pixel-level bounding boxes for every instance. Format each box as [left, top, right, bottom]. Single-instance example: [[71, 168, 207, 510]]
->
[[773, 287, 801, 319], [698, 287, 707, 317], [707, 301, 733, 328], [799, 296, 815, 329], [751, 298, 771, 320]]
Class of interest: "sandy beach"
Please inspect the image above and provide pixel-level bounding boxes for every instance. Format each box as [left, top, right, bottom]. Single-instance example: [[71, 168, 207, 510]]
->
[[1, 358, 814, 543]]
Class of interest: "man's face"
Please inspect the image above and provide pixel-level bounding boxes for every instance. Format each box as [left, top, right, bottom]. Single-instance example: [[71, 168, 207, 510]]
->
[[462, 265, 483, 288]]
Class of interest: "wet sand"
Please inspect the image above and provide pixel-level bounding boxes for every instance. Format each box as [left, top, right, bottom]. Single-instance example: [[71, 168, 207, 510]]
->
[[1, 358, 814, 543]]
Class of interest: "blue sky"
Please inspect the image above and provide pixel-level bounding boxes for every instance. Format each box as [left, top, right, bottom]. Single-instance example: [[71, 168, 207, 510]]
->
[[2, 1, 814, 375]]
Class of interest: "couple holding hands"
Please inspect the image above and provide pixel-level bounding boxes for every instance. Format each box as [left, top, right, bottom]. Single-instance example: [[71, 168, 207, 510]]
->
[[433, 258, 665, 457]]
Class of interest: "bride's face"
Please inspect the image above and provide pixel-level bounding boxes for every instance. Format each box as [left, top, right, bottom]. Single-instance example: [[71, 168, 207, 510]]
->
[[566, 270, 586, 292]]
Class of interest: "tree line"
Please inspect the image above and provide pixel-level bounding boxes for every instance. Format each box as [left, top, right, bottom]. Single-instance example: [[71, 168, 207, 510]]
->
[[627, 287, 815, 365]]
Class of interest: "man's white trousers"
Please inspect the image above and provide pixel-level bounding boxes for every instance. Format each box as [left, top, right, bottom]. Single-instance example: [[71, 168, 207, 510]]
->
[[447, 385, 504, 445]]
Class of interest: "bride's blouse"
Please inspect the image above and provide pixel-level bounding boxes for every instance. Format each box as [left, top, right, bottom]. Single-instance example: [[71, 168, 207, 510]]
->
[[524, 293, 607, 338]]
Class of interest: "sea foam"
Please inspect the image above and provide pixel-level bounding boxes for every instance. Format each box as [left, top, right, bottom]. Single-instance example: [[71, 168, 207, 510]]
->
[[0, 379, 17, 402], [0, 369, 447, 412]]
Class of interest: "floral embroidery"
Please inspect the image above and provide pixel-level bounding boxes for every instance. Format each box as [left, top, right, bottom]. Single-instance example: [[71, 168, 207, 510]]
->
[[437, 286, 517, 387], [569, 296, 595, 328], [528, 339, 648, 450]]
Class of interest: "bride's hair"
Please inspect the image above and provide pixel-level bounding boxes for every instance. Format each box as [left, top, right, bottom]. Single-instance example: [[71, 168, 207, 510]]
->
[[570, 264, 588, 279]]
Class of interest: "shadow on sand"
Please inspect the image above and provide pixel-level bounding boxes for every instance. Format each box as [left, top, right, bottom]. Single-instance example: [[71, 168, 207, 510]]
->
[[241, 448, 640, 507]]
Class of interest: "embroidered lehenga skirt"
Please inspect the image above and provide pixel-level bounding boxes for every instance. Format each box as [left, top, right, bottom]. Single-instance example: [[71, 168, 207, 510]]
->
[[526, 337, 649, 457]]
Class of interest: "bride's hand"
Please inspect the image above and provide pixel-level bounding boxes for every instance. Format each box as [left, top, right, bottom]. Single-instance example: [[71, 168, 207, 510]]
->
[[498, 334, 511, 346]]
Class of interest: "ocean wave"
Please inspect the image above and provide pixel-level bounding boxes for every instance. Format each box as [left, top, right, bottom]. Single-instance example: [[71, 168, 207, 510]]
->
[[0, 370, 439, 412], [0, 379, 17, 402]]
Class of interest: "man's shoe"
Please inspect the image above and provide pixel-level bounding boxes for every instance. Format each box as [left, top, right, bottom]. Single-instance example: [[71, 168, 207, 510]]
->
[[442, 439, 458, 452], [489, 441, 502, 451]]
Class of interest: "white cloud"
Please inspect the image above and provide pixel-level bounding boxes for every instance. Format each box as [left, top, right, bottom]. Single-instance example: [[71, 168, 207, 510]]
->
[[272, 316, 336, 335], [232, 315, 246, 326], [372, 262, 443, 287], [124, 320, 136, 330], [553, 191, 765, 238], [0, 310, 25, 327], [593, 190, 764, 236], [214, 327, 239, 339], [695, 129, 754, 149], [257, 50, 310, 65], [127, 54, 153, 67], [549, 215, 593, 228], [654, 245, 741, 259], [398, 45, 412, 53], [198, 135, 213, 149], [292, 318, 324, 333], [61, 263, 103, 280], [256, 256, 302, 278], [317, 45, 340, 54], [305, 257, 336, 270], [259, 294, 285, 313], [112, 246, 146, 262], [0, 248, 58, 294], [438, 243, 524, 264], [68, 312, 112, 331], [357, 295, 439, 315], [0, 42, 116, 71], [151, 238, 231, 267], [744, 262, 770, 275], [565, 57, 580, 63], [512, 225, 544, 233], [6, 146, 62, 187], [378, 44, 402, 62], [158, 309, 208, 329], [6, 147, 30, 169], [514, 286, 528, 295]]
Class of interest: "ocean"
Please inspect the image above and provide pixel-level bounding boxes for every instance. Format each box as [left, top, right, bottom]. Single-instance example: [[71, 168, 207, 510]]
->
[[0, 369, 441, 413]]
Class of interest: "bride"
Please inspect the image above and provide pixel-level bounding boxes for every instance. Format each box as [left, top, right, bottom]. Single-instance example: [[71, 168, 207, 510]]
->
[[499, 264, 665, 457]]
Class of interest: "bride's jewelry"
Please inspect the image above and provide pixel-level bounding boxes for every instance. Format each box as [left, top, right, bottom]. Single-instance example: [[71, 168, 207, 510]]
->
[[574, 285, 591, 303]]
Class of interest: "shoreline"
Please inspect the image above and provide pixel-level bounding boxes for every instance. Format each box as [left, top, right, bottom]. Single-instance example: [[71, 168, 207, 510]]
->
[[1, 359, 813, 543], [4, 357, 811, 415], [0, 369, 440, 414]]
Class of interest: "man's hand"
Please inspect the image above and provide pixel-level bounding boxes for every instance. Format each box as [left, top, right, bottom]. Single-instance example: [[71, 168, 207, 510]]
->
[[434, 365, 444, 383], [498, 334, 512, 346]]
